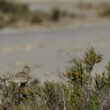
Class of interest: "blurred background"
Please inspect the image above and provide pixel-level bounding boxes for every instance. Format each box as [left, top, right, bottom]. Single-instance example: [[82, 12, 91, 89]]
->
[[0, 0, 110, 82]]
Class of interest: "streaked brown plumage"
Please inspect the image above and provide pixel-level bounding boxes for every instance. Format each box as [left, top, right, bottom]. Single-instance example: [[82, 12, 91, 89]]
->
[[7, 66, 31, 86]]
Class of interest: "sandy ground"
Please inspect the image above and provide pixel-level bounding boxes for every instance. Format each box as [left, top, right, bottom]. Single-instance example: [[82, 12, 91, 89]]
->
[[0, 20, 110, 83]]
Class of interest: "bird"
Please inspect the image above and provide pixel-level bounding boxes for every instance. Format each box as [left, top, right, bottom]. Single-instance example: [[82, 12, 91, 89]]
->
[[7, 66, 31, 87]]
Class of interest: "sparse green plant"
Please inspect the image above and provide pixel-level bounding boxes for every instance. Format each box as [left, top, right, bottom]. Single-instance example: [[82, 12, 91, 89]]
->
[[51, 8, 61, 21], [69, 13, 77, 18], [0, 0, 80, 29], [0, 16, 6, 29], [64, 47, 102, 110], [1, 47, 110, 110], [0, 0, 29, 15], [29, 13, 43, 24], [0, 0, 43, 28], [0, 0, 30, 28], [99, 7, 110, 17]]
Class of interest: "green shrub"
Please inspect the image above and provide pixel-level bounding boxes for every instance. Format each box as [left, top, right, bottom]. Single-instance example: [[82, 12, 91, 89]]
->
[[0, 0, 30, 28], [29, 13, 43, 24], [50, 8, 61, 21], [0, 0, 44, 28], [0, 16, 6, 28], [69, 13, 77, 18], [0, 0, 29, 15], [64, 47, 102, 110], [1, 47, 110, 110], [99, 7, 110, 17]]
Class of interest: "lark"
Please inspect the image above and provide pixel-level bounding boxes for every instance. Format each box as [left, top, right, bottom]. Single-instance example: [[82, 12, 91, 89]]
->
[[7, 66, 31, 86]]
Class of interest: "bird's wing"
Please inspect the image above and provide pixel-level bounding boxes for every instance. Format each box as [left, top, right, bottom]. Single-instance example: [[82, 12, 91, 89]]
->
[[8, 77, 29, 83]]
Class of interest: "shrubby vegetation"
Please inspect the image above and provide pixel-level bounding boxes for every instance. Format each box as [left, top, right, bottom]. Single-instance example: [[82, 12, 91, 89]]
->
[[0, 0, 28, 28], [0, 0, 29, 14], [99, 7, 110, 17], [0, 0, 77, 29], [50, 8, 61, 21], [98, 4, 110, 17], [0, 0, 110, 29], [1, 48, 110, 110], [0, 0, 45, 28]]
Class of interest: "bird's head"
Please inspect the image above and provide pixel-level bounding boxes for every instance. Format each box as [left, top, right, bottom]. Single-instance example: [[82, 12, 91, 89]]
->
[[23, 65, 30, 74]]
